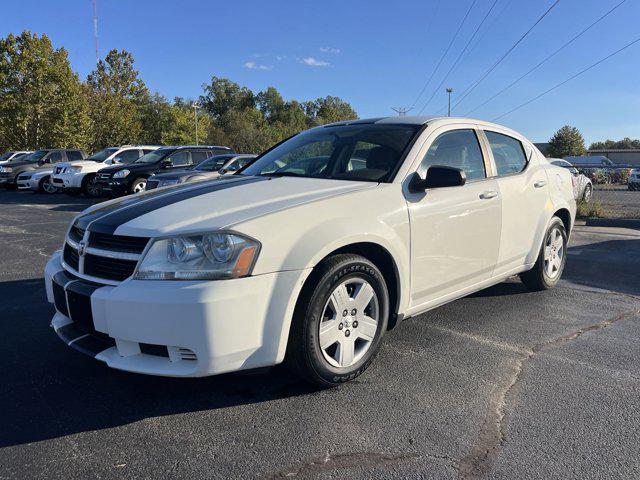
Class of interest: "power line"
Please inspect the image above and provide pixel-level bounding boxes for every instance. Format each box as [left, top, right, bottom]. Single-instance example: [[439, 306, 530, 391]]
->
[[409, 0, 478, 110], [465, 0, 626, 116], [418, 0, 500, 114], [491, 35, 640, 121], [452, 0, 562, 111]]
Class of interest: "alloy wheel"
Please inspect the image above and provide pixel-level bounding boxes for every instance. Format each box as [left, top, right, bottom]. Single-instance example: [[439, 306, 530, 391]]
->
[[42, 178, 57, 194], [319, 278, 379, 368], [544, 227, 564, 279], [133, 181, 146, 193]]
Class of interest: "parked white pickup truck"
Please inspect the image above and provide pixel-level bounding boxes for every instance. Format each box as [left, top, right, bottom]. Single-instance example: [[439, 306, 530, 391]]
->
[[51, 145, 160, 197], [45, 117, 575, 386]]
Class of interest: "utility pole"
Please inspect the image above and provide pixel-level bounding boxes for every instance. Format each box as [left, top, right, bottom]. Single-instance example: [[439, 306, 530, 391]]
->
[[446, 88, 453, 116], [391, 106, 412, 117], [192, 102, 200, 145]]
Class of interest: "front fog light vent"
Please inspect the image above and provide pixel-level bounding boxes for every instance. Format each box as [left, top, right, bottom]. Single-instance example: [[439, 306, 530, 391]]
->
[[178, 348, 197, 361]]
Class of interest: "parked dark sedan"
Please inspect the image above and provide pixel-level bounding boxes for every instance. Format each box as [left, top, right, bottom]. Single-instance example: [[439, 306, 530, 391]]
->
[[95, 145, 234, 196], [145, 154, 256, 190]]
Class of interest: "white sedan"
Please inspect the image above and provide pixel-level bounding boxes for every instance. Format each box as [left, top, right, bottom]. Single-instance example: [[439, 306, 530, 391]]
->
[[44, 116, 575, 386]]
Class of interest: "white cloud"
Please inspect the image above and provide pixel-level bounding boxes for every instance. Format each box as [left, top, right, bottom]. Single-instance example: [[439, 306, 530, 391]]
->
[[319, 47, 340, 54], [301, 57, 330, 67], [244, 61, 272, 71]]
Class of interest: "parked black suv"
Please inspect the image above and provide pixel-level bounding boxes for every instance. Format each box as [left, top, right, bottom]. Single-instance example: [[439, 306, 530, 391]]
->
[[0, 149, 86, 188], [95, 145, 234, 196]]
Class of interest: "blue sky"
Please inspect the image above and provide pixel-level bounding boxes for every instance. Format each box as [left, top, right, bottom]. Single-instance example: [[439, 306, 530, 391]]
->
[[2, 0, 639, 144]]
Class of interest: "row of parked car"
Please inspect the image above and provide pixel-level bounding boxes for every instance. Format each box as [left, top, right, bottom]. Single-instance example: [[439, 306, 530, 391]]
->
[[0, 145, 256, 197]]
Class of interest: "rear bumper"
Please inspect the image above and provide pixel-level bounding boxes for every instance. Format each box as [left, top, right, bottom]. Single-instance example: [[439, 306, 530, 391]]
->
[[45, 251, 308, 377]]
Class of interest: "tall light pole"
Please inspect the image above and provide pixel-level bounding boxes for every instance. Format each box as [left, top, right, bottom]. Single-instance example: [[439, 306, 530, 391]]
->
[[446, 88, 453, 117], [92, 0, 99, 64], [192, 102, 200, 145]]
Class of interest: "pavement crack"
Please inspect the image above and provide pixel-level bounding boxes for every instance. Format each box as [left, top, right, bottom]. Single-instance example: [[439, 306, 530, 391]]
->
[[457, 307, 640, 480]]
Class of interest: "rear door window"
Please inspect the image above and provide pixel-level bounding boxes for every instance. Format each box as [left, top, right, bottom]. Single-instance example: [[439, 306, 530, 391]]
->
[[485, 131, 528, 176]]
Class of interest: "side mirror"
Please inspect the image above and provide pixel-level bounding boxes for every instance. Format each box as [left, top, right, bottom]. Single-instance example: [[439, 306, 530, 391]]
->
[[218, 168, 228, 175], [37, 159, 47, 166], [408, 166, 466, 193], [160, 159, 173, 169]]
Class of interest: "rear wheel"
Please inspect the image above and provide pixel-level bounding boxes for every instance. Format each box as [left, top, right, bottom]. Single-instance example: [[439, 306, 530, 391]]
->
[[81, 173, 102, 197], [130, 177, 147, 194], [582, 184, 592, 202], [519, 216, 567, 291], [285, 254, 389, 387], [39, 175, 58, 194]]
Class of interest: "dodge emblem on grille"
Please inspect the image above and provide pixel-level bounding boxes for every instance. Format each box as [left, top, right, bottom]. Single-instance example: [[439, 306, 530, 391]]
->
[[77, 240, 87, 257]]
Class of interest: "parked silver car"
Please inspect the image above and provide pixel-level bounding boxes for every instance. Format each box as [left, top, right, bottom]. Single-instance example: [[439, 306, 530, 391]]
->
[[550, 158, 593, 202], [629, 168, 640, 191]]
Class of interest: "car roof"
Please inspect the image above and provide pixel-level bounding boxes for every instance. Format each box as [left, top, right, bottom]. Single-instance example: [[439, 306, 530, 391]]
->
[[319, 116, 527, 132]]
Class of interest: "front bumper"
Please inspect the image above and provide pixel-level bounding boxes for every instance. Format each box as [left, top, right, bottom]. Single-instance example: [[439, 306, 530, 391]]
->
[[45, 252, 307, 377], [52, 172, 83, 189], [96, 177, 128, 195], [0, 173, 15, 186], [17, 177, 38, 191]]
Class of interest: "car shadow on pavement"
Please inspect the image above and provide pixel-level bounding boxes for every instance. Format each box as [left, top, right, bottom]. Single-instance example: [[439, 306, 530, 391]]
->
[[0, 191, 97, 207], [1, 278, 320, 449]]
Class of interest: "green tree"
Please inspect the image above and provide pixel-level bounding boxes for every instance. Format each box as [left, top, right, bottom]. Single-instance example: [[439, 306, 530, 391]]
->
[[547, 125, 586, 158], [200, 76, 254, 118], [304, 96, 358, 126], [0, 31, 90, 151], [86, 49, 148, 150]]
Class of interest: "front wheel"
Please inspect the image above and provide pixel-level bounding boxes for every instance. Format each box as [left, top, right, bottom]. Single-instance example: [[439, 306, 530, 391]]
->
[[39, 175, 58, 194], [286, 254, 389, 387], [519, 216, 567, 291], [130, 178, 147, 194], [81, 173, 102, 198]]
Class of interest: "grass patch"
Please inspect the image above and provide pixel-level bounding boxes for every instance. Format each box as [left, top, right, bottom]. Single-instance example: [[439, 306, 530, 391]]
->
[[576, 199, 604, 218]]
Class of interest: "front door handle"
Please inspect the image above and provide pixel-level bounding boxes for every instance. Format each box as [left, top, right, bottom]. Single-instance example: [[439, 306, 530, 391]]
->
[[479, 190, 499, 199], [534, 180, 547, 188]]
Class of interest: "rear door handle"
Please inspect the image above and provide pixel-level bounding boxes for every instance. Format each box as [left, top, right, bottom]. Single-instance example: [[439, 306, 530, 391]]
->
[[534, 180, 547, 188], [479, 190, 499, 199]]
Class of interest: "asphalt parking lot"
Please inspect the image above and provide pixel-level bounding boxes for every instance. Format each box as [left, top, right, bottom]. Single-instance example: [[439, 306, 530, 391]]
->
[[1, 190, 640, 480]]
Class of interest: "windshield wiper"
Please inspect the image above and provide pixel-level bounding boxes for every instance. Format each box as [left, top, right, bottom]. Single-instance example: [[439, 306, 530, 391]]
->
[[260, 171, 304, 178]]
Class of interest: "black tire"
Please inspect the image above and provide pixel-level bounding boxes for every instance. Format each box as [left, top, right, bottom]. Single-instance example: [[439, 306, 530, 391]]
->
[[285, 254, 389, 387], [130, 177, 147, 194], [38, 175, 58, 194], [582, 184, 592, 202], [81, 173, 102, 198], [519, 216, 567, 291]]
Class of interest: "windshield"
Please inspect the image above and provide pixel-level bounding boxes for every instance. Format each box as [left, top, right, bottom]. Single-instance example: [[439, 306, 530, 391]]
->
[[195, 156, 232, 172], [241, 124, 419, 182], [88, 148, 119, 162], [21, 150, 48, 162], [134, 148, 175, 164]]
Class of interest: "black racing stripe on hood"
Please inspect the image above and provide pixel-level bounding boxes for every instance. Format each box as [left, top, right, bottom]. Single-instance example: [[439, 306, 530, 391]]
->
[[86, 176, 267, 235]]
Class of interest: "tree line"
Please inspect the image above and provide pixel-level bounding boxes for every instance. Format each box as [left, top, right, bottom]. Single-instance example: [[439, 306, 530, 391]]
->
[[0, 31, 358, 154], [546, 125, 639, 159]]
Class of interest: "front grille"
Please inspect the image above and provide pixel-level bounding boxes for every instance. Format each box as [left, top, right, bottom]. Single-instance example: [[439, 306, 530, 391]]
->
[[97, 173, 111, 180], [69, 225, 85, 243], [84, 253, 138, 281], [63, 243, 79, 271], [88, 232, 148, 253], [146, 180, 159, 190], [52, 177, 63, 184]]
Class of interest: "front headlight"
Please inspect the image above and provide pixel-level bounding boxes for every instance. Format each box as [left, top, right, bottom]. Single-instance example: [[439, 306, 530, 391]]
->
[[159, 179, 180, 187], [134, 232, 260, 280], [70, 165, 83, 172], [113, 169, 130, 178], [0, 166, 12, 173]]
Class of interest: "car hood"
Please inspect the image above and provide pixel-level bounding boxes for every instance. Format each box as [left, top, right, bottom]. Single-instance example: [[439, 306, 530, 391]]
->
[[56, 160, 104, 169], [74, 176, 376, 237]]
